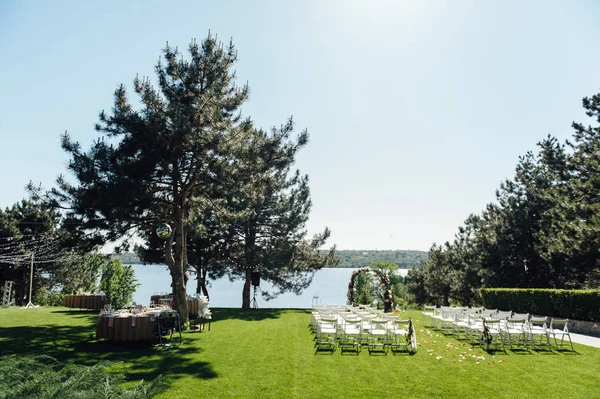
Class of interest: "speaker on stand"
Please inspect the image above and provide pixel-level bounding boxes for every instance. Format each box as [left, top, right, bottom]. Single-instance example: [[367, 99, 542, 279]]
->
[[251, 270, 261, 309]]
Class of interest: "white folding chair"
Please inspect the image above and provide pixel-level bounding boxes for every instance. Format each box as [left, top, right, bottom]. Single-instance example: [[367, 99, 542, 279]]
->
[[340, 318, 362, 353], [481, 318, 506, 352], [504, 314, 529, 350], [431, 307, 446, 329], [316, 315, 338, 352], [389, 318, 410, 352], [368, 319, 388, 354], [359, 313, 376, 346], [422, 305, 436, 327], [454, 312, 478, 341], [439, 309, 458, 335], [549, 318, 574, 351], [528, 316, 551, 350]]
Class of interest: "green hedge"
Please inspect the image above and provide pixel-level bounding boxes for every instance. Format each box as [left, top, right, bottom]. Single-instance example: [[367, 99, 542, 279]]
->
[[480, 288, 600, 322]]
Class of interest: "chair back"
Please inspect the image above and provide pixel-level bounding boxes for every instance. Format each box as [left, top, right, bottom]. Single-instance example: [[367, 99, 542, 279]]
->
[[505, 314, 528, 331], [393, 318, 410, 332], [529, 316, 548, 328], [496, 310, 512, 320], [550, 318, 569, 332], [483, 318, 501, 331], [512, 313, 530, 322], [370, 319, 387, 333]]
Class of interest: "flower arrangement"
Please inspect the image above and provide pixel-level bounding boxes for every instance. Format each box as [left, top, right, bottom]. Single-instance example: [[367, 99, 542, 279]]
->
[[481, 319, 493, 352], [408, 318, 417, 353]]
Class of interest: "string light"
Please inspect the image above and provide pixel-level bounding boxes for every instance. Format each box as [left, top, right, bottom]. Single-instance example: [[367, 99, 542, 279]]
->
[[231, 261, 261, 270], [0, 233, 85, 265]]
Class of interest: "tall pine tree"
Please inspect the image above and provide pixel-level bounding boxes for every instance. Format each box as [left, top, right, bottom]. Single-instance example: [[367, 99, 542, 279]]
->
[[36, 35, 249, 323], [220, 121, 337, 308]]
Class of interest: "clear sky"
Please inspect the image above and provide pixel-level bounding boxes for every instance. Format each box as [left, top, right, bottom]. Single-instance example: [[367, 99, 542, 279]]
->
[[1, 0, 599, 251]]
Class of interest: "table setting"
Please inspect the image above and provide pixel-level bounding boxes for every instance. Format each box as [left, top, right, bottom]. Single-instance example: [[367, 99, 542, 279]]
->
[[96, 304, 170, 341]]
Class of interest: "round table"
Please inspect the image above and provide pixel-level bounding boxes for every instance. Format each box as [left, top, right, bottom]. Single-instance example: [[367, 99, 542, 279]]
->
[[63, 294, 107, 310], [96, 312, 159, 341]]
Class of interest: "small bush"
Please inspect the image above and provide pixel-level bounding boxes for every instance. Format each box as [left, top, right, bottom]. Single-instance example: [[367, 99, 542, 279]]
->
[[0, 355, 166, 399], [480, 288, 600, 322], [33, 287, 64, 307], [100, 259, 139, 309]]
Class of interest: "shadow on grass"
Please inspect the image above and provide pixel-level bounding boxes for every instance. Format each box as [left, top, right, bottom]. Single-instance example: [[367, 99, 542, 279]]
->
[[210, 308, 285, 322], [554, 349, 580, 356], [314, 348, 336, 355], [0, 322, 218, 385], [51, 309, 101, 315], [391, 350, 415, 356]]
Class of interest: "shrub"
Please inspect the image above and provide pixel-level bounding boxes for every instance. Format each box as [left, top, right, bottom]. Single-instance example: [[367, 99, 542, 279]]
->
[[480, 288, 600, 322], [0, 355, 166, 399], [32, 287, 64, 307], [99, 259, 139, 309]]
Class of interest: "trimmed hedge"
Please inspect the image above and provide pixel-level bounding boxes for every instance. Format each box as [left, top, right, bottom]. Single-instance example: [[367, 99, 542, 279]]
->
[[480, 288, 600, 322]]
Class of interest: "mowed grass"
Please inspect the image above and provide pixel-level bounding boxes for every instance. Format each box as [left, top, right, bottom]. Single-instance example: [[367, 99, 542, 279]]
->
[[0, 307, 599, 398]]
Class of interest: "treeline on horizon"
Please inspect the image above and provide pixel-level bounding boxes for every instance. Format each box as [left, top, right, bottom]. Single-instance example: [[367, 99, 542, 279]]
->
[[112, 249, 428, 269], [407, 90, 600, 307]]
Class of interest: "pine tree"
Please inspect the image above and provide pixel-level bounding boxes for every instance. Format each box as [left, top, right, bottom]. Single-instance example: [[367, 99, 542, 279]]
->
[[219, 121, 337, 308], [35, 34, 249, 323]]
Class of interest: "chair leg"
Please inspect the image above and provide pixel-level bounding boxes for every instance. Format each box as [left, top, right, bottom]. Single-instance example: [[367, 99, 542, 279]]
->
[[568, 335, 573, 351]]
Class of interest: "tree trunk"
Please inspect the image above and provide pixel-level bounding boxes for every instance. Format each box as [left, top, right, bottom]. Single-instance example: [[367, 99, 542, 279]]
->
[[195, 271, 210, 300], [242, 268, 251, 309], [170, 265, 188, 324], [165, 214, 189, 326], [15, 280, 25, 306], [242, 224, 256, 309], [443, 290, 450, 307]]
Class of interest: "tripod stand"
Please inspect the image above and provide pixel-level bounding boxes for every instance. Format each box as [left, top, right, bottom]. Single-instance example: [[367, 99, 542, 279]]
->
[[251, 285, 259, 309]]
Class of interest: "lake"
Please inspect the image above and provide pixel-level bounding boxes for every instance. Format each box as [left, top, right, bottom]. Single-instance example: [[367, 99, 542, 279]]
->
[[130, 264, 410, 309]]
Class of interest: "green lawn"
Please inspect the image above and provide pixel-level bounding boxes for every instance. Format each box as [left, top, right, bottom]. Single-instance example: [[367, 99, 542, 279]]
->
[[0, 307, 599, 398]]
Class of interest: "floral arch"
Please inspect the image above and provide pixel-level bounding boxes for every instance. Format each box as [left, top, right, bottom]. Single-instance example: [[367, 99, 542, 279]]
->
[[346, 267, 394, 312]]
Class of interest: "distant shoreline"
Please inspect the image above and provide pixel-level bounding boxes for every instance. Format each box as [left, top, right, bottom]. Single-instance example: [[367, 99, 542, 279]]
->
[[112, 249, 427, 269]]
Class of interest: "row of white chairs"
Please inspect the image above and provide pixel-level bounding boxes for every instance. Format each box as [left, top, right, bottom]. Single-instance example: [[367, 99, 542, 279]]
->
[[422, 306, 574, 351], [312, 304, 414, 354]]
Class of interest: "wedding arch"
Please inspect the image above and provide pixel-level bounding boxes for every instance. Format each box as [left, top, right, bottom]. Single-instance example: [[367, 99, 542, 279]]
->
[[346, 267, 394, 312]]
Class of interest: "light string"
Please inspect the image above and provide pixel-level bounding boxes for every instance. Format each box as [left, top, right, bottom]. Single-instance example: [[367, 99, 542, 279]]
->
[[0, 233, 84, 265]]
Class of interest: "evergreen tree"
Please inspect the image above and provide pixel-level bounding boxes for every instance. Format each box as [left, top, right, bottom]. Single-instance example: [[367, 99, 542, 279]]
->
[[560, 92, 600, 287], [0, 199, 102, 305], [0, 200, 61, 305], [217, 121, 337, 308], [410, 90, 600, 304], [34, 34, 249, 323]]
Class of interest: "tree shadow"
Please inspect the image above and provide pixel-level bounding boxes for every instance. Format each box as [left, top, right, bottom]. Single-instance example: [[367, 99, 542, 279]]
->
[[51, 309, 100, 315], [0, 322, 218, 386], [48, 310, 100, 322], [208, 308, 286, 322], [0, 307, 313, 387]]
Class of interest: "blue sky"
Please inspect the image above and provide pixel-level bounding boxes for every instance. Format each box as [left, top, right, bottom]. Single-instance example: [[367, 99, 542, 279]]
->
[[1, 0, 599, 251]]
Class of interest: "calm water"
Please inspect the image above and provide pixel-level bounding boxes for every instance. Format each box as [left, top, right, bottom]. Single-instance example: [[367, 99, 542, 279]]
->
[[130, 264, 409, 308]]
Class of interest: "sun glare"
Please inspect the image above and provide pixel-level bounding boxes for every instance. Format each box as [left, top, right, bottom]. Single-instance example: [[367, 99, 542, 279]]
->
[[330, 0, 444, 38]]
